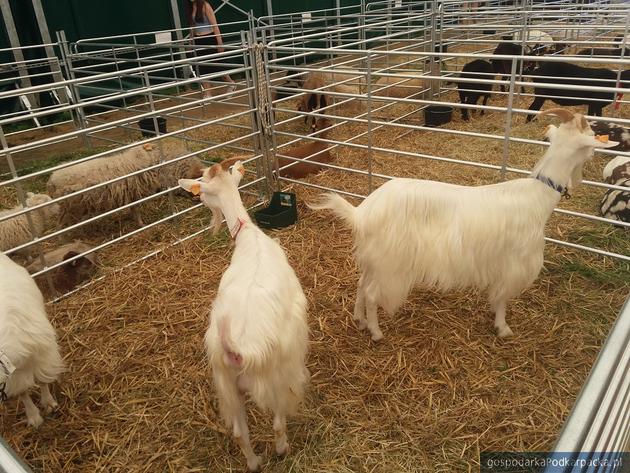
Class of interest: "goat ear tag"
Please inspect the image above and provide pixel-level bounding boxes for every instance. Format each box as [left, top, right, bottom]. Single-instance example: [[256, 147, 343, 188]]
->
[[595, 135, 609, 143], [143, 143, 154, 152], [0, 350, 16, 376], [190, 183, 201, 196]]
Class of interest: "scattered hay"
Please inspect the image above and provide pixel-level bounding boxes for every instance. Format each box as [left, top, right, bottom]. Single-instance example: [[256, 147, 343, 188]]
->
[[1, 38, 629, 473]]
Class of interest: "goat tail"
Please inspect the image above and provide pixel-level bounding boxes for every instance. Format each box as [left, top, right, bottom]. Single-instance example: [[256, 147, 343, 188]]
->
[[217, 318, 243, 368], [308, 192, 357, 228]]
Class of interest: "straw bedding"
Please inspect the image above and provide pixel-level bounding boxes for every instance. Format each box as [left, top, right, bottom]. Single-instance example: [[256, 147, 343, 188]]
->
[[1, 58, 629, 472]]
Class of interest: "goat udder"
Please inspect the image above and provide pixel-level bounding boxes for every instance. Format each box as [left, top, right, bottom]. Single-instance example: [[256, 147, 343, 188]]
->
[[223, 351, 243, 367]]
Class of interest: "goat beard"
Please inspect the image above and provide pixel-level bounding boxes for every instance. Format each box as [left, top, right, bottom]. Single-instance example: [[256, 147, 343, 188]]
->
[[568, 163, 584, 192], [211, 207, 224, 235]]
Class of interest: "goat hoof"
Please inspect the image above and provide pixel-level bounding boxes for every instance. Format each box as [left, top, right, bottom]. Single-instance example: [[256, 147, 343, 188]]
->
[[247, 456, 262, 472], [276, 442, 290, 456], [27, 413, 44, 428], [43, 400, 59, 415], [496, 326, 514, 338], [370, 330, 384, 342]]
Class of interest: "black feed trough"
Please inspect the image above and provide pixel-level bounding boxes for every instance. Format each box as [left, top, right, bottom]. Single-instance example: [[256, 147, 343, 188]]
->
[[254, 192, 298, 229], [138, 117, 167, 137], [424, 105, 453, 127]]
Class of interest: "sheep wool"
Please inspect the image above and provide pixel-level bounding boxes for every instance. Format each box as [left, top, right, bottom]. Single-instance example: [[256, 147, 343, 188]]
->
[[0, 193, 59, 256], [47, 143, 203, 225]]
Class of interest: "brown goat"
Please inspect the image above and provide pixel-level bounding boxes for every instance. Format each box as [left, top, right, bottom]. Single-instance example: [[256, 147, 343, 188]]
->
[[277, 119, 334, 179]]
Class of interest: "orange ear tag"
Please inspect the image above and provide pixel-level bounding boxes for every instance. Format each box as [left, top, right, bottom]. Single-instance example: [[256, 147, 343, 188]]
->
[[596, 135, 609, 143], [143, 143, 154, 151], [190, 183, 201, 196]]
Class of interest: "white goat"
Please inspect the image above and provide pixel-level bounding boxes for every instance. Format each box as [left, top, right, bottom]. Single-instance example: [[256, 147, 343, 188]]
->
[[310, 108, 618, 341], [0, 252, 65, 427], [179, 158, 309, 472], [0, 193, 59, 258]]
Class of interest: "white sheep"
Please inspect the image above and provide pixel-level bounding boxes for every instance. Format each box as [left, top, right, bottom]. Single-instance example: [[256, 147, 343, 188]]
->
[[0, 251, 65, 427], [310, 108, 618, 341], [179, 158, 309, 472], [47, 143, 203, 227], [600, 155, 630, 223], [0, 192, 59, 258]]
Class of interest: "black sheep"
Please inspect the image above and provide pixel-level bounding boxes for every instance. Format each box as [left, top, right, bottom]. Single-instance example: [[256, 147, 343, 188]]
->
[[526, 62, 630, 122], [491, 42, 535, 92], [458, 59, 494, 121], [577, 47, 629, 57]]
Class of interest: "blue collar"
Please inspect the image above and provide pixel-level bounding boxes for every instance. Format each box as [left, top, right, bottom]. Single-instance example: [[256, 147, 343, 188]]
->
[[534, 174, 569, 198]]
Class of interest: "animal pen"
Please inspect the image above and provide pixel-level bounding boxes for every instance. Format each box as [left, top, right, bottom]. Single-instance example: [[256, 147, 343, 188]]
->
[[1, 0, 629, 471]]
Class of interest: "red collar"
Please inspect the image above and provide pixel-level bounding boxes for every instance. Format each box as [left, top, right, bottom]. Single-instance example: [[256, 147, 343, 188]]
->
[[229, 218, 246, 240]]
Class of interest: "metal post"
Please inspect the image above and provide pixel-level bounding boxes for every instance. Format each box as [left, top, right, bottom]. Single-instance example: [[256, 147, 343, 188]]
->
[[611, 10, 630, 117], [500, 58, 519, 179], [169, 0, 191, 81], [265, 0, 278, 61], [366, 52, 373, 193], [0, 0, 38, 108], [56, 30, 91, 149], [241, 29, 267, 200], [0, 125, 55, 294], [0, 437, 32, 473], [31, 0, 69, 103]]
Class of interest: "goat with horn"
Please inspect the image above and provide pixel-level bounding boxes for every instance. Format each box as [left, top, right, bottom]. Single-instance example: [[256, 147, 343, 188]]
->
[[179, 158, 309, 471]]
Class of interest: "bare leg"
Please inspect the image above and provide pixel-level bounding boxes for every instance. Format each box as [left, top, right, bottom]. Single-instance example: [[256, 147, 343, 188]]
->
[[492, 299, 514, 338], [20, 393, 43, 428], [132, 207, 144, 227], [365, 294, 383, 342], [273, 413, 289, 456], [201, 82, 212, 98], [353, 275, 367, 330], [232, 402, 260, 472], [40, 384, 58, 414]]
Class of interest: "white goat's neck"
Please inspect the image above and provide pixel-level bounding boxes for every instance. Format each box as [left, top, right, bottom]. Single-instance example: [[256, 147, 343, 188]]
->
[[531, 141, 589, 191], [218, 187, 252, 240]]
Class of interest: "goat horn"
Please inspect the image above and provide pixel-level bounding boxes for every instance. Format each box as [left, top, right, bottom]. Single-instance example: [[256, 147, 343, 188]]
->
[[536, 108, 575, 123]]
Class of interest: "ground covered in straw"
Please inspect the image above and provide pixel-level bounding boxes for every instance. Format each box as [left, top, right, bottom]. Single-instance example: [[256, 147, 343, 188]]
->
[[1, 53, 629, 472]]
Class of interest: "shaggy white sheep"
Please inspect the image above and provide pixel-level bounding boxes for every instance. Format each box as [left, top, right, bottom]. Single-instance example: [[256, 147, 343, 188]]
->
[[0, 251, 65, 427], [179, 158, 309, 472], [0, 192, 59, 258], [47, 143, 203, 227], [310, 108, 618, 341]]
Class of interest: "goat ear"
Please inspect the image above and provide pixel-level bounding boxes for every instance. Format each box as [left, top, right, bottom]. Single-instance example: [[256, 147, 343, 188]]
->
[[229, 162, 245, 186], [178, 179, 214, 195], [579, 135, 619, 149], [62, 250, 81, 267]]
